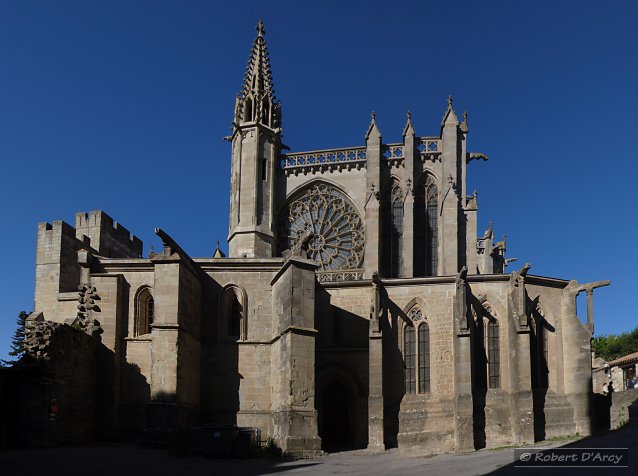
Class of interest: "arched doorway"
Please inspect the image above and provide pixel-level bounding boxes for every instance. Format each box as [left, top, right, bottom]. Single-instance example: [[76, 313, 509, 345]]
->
[[318, 381, 351, 451]]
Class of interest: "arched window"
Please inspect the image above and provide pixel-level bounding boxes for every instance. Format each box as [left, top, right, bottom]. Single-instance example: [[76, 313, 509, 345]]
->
[[229, 296, 242, 338], [244, 96, 253, 122], [487, 319, 500, 389], [414, 176, 438, 277], [382, 180, 403, 278], [134, 287, 154, 336], [404, 325, 416, 394], [403, 306, 431, 394], [418, 323, 431, 393], [221, 285, 247, 341], [262, 98, 270, 126]]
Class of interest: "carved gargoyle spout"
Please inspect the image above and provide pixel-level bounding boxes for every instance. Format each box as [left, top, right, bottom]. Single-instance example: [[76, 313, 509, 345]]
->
[[283, 229, 314, 260]]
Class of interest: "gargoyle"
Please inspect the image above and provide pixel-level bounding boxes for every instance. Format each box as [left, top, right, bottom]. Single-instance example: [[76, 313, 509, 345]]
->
[[467, 152, 489, 162], [283, 229, 314, 260]]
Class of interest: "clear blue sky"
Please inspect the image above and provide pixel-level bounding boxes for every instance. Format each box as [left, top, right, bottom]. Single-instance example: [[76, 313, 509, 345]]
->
[[1, 1, 636, 359]]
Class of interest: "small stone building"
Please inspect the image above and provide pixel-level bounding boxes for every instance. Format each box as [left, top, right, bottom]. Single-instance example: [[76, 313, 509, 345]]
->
[[29, 22, 610, 457]]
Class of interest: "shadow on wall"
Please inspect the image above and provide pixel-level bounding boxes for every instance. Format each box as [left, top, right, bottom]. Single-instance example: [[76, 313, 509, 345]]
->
[[0, 324, 151, 448], [384, 298, 406, 449], [199, 277, 241, 427], [314, 286, 369, 452]]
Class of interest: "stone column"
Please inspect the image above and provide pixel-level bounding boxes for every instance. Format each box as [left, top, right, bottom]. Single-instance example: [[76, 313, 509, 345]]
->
[[402, 119, 415, 278], [506, 267, 534, 444], [270, 257, 322, 458], [441, 176, 459, 275], [368, 273, 384, 450], [149, 259, 181, 428], [440, 101, 461, 275], [453, 270, 474, 451], [364, 115, 382, 278]]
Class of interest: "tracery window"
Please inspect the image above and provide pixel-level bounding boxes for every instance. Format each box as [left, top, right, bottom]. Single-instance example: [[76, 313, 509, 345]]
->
[[404, 307, 431, 395], [473, 303, 500, 390], [279, 183, 364, 271], [404, 325, 416, 394], [382, 180, 403, 277], [418, 323, 431, 393], [487, 319, 500, 389], [414, 176, 438, 277], [134, 287, 154, 336]]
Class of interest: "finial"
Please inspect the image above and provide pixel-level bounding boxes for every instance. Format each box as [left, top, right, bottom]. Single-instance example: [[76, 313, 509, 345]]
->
[[447, 95, 453, 108], [403, 110, 414, 137], [473, 189, 478, 199], [489, 220, 493, 231], [256, 19, 265, 37], [216, 240, 220, 249], [463, 111, 468, 121], [371, 111, 376, 121]]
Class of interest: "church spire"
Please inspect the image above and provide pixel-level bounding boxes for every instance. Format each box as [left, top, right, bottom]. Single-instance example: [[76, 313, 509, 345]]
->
[[234, 20, 281, 128]]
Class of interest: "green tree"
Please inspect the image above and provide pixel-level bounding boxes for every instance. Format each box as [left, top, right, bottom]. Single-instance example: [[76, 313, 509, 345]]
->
[[593, 326, 638, 361], [2, 311, 29, 366]]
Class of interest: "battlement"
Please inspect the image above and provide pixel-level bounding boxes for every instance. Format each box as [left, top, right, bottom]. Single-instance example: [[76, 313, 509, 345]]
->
[[75, 211, 143, 259], [75, 210, 143, 258]]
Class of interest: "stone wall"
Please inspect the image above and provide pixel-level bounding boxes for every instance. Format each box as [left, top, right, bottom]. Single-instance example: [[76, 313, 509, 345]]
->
[[0, 322, 100, 447], [610, 388, 638, 430]]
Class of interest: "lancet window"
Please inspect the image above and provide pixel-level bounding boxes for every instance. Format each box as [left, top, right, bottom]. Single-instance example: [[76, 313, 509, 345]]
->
[[382, 180, 403, 278], [134, 287, 154, 336], [221, 285, 247, 341], [414, 176, 438, 277], [473, 303, 501, 390], [403, 307, 431, 394], [487, 319, 500, 389]]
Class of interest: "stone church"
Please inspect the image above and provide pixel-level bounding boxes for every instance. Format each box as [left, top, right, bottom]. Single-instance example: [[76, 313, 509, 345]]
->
[[29, 22, 610, 457]]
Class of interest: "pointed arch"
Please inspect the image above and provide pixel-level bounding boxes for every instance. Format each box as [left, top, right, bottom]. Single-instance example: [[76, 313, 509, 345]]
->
[[404, 324, 416, 394], [220, 284, 248, 341], [472, 300, 500, 390], [382, 178, 403, 278], [134, 286, 154, 337], [418, 321, 431, 393], [401, 304, 431, 394], [262, 98, 270, 126], [487, 318, 500, 389], [414, 173, 439, 277], [244, 95, 254, 122]]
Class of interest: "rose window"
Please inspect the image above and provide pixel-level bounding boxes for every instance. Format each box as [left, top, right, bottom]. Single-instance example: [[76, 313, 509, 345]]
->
[[280, 183, 364, 270]]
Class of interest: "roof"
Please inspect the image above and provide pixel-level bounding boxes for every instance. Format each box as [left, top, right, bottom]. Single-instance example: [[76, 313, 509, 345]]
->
[[608, 351, 638, 367]]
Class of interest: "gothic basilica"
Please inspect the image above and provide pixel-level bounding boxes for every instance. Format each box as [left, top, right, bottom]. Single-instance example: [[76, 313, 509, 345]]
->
[[27, 22, 609, 457]]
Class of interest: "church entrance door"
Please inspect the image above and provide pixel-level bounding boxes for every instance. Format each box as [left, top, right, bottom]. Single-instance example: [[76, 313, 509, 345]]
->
[[319, 381, 350, 451]]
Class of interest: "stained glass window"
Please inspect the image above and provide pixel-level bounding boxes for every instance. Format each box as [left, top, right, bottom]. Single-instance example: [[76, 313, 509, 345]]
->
[[279, 183, 364, 270], [414, 176, 438, 277], [405, 325, 416, 394], [487, 320, 500, 389], [418, 323, 431, 393], [383, 181, 403, 277]]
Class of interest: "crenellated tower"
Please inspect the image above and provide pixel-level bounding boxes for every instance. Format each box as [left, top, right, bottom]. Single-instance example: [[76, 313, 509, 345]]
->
[[228, 20, 281, 258]]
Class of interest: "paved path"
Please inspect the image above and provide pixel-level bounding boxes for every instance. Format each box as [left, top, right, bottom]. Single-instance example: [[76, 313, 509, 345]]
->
[[1, 419, 635, 476]]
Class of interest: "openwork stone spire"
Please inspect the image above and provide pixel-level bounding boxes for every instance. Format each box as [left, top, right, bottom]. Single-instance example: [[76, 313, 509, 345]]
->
[[234, 20, 281, 128]]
